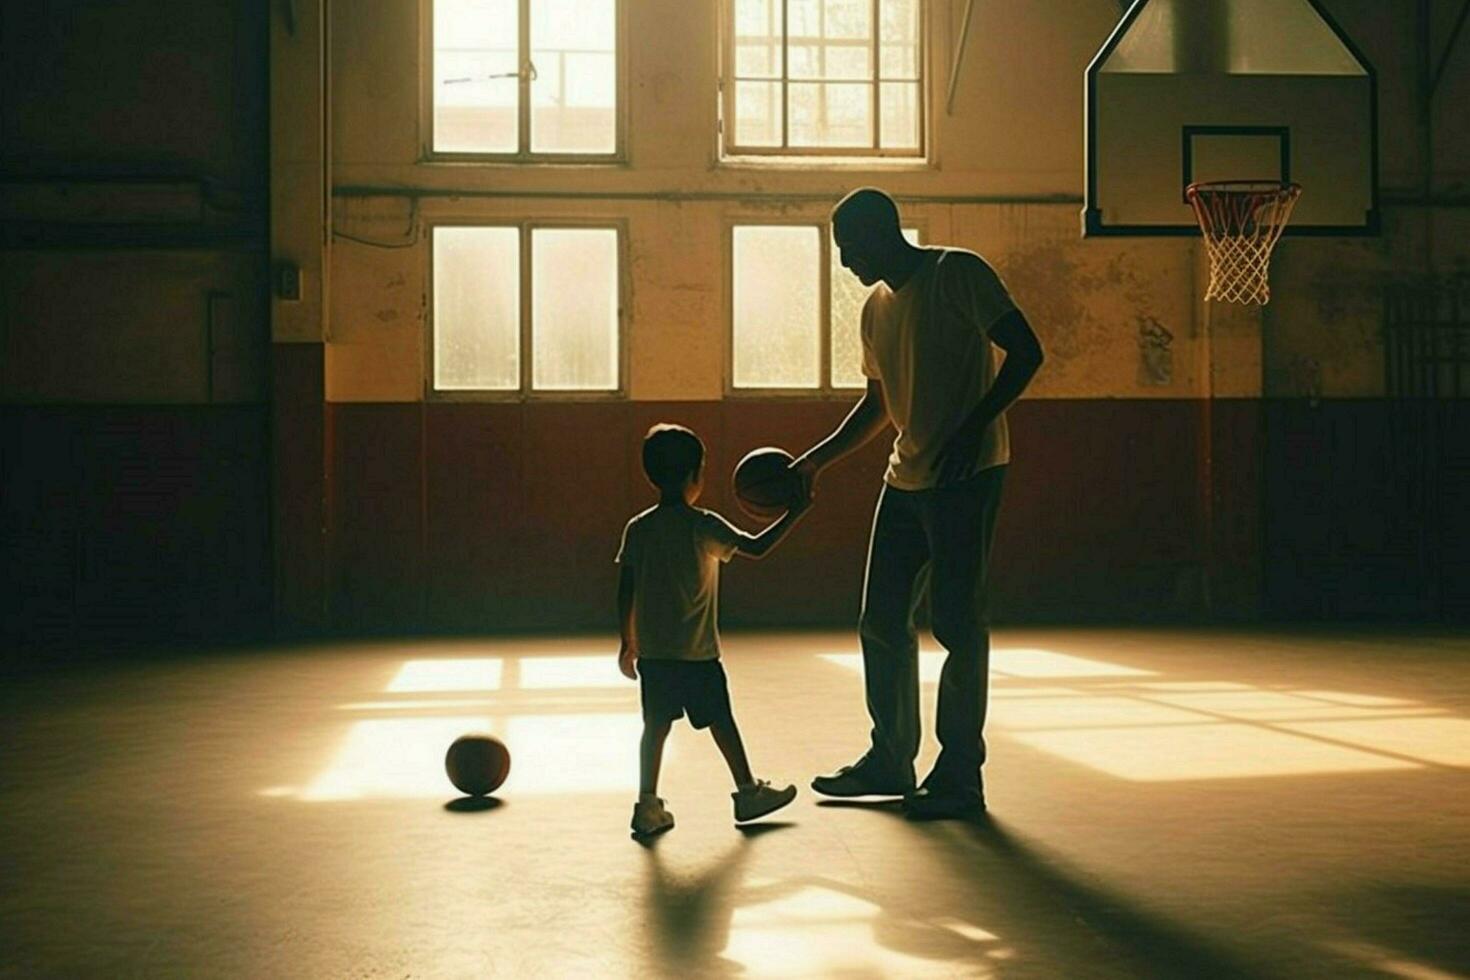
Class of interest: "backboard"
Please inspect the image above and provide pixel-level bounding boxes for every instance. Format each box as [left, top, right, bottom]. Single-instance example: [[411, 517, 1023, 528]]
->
[[1084, 0, 1379, 237]]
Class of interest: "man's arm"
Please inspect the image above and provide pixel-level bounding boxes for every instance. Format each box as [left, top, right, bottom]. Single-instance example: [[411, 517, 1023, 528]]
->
[[790, 378, 891, 496], [934, 308, 1045, 485], [616, 564, 638, 679], [734, 496, 812, 559]]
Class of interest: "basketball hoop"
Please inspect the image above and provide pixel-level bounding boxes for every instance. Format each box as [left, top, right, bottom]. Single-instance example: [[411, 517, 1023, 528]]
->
[[1186, 181, 1302, 305]]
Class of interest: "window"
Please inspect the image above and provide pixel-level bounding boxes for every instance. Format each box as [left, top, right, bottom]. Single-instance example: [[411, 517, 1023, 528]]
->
[[731, 223, 920, 392], [725, 0, 923, 157], [430, 0, 621, 157], [432, 225, 622, 395]]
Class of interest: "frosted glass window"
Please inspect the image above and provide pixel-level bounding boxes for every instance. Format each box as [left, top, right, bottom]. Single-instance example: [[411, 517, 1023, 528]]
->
[[531, 0, 617, 153], [733, 227, 820, 389], [433, 227, 520, 391], [434, 0, 519, 153], [728, 0, 923, 154], [830, 227, 919, 388], [434, 0, 619, 155], [531, 229, 619, 390]]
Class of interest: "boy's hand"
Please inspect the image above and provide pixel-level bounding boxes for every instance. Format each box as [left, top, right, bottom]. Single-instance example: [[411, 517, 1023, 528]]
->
[[618, 643, 639, 680]]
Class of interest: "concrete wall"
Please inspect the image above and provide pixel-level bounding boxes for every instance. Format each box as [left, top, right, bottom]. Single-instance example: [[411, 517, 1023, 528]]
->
[[5, 1, 1468, 645], [305, 0, 1470, 630]]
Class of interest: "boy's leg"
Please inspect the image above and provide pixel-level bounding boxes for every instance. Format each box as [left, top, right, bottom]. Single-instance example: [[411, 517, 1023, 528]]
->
[[919, 465, 1006, 803], [709, 718, 755, 788], [710, 707, 797, 823], [640, 719, 674, 796]]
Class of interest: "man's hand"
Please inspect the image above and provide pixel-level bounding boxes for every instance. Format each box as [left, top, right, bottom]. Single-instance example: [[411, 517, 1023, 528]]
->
[[618, 642, 639, 680], [934, 420, 985, 486], [789, 455, 819, 507]]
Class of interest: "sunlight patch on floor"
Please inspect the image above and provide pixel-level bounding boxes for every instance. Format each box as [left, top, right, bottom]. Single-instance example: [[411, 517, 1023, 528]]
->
[[992, 648, 1157, 679], [1007, 724, 1420, 781], [385, 658, 504, 692], [817, 646, 1465, 780], [1275, 717, 1470, 767], [290, 712, 648, 800], [519, 655, 628, 690], [724, 884, 1010, 977], [297, 716, 493, 800], [818, 648, 1156, 683]]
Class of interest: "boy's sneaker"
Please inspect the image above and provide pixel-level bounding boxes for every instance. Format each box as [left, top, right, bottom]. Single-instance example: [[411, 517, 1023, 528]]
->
[[631, 797, 675, 837], [732, 780, 797, 823]]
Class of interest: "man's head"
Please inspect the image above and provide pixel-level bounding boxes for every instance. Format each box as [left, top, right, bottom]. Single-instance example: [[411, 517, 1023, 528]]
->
[[832, 187, 907, 287], [642, 423, 706, 499]]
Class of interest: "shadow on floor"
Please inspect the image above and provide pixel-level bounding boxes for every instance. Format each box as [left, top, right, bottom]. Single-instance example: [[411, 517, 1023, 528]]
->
[[636, 808, 1282, 978]]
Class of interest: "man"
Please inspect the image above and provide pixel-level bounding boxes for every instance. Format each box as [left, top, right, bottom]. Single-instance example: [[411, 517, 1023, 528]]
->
[[792, 187, 1044, 819]]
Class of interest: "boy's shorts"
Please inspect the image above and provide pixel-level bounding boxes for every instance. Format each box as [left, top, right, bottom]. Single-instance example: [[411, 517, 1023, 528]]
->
[[639, 659, 734, 730]]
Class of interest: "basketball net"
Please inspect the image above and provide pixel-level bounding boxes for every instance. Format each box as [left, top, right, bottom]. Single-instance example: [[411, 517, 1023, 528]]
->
[[1186, 181, 1302, 305]]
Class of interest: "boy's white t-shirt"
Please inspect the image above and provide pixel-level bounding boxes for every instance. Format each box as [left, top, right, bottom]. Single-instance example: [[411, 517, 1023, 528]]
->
[[861, 247, 1017, 490], [615, 503, 744, 661]]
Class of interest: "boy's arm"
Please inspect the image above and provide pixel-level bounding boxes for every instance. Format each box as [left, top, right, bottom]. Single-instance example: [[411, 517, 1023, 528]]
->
[[616, 563, 638, 679], [734, 497, 812, 559], [789, 379, 890, 499]]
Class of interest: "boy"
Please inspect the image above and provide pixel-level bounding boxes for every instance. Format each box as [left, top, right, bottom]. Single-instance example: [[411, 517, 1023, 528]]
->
[[617, 423, 807, 838]]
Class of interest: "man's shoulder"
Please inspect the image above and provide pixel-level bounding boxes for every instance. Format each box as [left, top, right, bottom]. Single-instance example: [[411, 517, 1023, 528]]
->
[[935, 247, 995, 277]]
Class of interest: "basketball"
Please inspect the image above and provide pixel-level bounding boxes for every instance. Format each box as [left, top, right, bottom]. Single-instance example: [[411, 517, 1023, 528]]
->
[[445, 734, 511, 797], [733, 446, 797, 519]]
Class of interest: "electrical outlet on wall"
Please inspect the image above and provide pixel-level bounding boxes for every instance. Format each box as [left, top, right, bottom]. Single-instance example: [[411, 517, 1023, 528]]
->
[[274, 261, 302, 302]]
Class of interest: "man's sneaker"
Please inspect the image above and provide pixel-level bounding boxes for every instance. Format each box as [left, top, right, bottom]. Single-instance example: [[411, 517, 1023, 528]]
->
[[732, 780, 797, 823], [902, 785, 986, 821], [631, 797, 675, 837], [810, 756, 915, 798]]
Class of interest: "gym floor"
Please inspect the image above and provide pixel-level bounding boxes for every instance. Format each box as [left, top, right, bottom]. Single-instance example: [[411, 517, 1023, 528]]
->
[[3, 628, 1467, 978]]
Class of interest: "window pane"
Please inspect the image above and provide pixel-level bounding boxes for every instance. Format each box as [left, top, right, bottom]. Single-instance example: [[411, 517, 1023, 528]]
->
[[734, 81, 783, 146], [879, 0, 920, 79], [733, 227, 820, 389], [735, 0, 780, 37], [879, 82, 919, 149], [789, 0, 871, 80], [434, 0, 519, 152], [532, 229, 619, 390], [831, 227, 919, 388], [789, 0, 868, 38], [789, 82, 872, 147], [789, 42, 871, 80], [434, 227, 520, 390], [735, 0, 782, 78], [531, 0, 617, 153], [736, 41, 781, 78]]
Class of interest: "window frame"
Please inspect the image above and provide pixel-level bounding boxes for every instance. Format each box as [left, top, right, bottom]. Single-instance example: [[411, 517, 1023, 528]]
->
[[427, 218, 629, 401], [724, 216, 926, 398], [719, 0, 929, 160], [420, 0, 629, 164]]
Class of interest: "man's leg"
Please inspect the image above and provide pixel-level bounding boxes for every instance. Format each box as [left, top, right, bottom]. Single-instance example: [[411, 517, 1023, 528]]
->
[[855, 485, 931, 781], [919, 466, 1006, 803]]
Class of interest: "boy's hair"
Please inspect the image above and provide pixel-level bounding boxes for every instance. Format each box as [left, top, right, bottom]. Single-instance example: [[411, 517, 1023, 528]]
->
[[642, 423, 705, 491]]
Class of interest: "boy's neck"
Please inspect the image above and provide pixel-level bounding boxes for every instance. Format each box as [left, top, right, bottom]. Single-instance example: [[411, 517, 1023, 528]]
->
[[659, 491, 691, 507]]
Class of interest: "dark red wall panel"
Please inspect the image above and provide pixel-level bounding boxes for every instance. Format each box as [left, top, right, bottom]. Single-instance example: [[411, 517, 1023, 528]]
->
[[323, 398, 1275, 631]]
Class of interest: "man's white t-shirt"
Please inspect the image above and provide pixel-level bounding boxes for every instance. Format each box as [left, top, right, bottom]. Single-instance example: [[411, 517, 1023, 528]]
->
[[615, 503, 744, 661], [861, 247, 1017, 491]]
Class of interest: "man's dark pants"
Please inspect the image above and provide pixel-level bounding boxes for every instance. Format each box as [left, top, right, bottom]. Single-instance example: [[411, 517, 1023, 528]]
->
[[858, 464, 1006, 793]]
